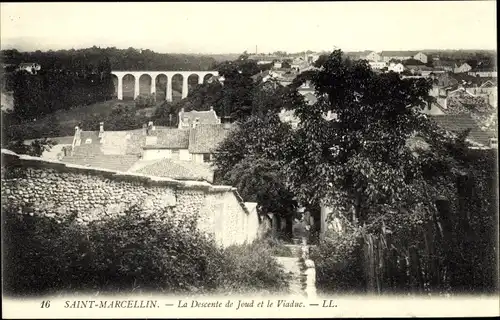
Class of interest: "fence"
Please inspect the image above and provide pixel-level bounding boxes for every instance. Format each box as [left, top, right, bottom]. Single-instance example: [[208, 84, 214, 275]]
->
[[360, 173, 497, 295]]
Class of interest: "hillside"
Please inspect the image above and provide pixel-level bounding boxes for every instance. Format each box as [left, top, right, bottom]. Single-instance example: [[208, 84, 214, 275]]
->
[[1, 47, 218, 72]]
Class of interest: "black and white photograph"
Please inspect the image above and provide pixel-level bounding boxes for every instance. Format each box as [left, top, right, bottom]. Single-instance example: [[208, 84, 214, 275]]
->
[[1, 1, 498, 318]]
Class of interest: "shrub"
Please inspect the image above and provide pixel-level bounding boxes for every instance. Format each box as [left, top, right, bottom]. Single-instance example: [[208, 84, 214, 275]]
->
[[264, 237, 295, 257], [310, 229, 366, 294], [135, 94, 156, 109], [216, 240, 291, 294], [2, 206, 224, 296], [2, 205, 291, 296]]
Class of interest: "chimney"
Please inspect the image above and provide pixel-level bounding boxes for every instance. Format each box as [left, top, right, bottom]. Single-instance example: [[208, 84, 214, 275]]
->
[[98, 122, 104, 139], [222, 116, 232, 130], [143, 123, 148, 135], [209, 106, 213, 111]]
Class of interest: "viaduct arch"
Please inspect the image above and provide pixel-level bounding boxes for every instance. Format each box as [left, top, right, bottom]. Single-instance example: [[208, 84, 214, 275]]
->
[[111, 71, 219, 101]]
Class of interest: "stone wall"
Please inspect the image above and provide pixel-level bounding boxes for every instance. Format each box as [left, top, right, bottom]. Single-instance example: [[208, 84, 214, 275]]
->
[[1, 149, 260, 248]]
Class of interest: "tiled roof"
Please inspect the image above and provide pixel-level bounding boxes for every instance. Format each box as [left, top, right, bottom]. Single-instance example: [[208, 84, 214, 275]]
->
[[61, 154, 140, 172], [251, 70, 271, 82], [470, 66, 497, 72], [135, 158, 214, 182], [179, 109, 221, 126], [381, 51, 418, 57], [480, 79, 497, 87], [188, 124, 230, 154], [449, 73, 488, 87], [303, 92, 318, 105], [73, 129, 146, 156], [18, 62, 39, 67], [445, 90, 494, 126], [144, 128, 190, 149], [433, 60, 456, 68], [430, 114, 496, 147]]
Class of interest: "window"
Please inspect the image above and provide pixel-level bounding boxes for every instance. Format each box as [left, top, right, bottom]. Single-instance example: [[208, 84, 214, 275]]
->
[[203, 153, 211, 162], [490, 138, 498, 148]]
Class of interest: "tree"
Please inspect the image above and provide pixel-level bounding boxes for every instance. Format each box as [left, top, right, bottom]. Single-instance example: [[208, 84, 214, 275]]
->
[[5, 138, 56, 157], [281, 61, 292, 69], [281, 49, 496, 292], [282, 50, 438, 227], [212, 113, 297, 239]]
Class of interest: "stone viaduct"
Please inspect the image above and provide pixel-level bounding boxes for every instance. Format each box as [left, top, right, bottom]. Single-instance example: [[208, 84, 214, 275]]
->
[[111, 71, 219, 101]]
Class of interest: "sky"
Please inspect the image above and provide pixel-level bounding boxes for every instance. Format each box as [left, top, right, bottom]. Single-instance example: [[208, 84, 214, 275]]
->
[[0, 2, 497, 54]]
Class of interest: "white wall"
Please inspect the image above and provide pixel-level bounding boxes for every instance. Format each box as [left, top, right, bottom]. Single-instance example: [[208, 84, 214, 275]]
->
[[143, 149, 172, 161], [192, 153, 207, 164], [179, 149, 192, 161]]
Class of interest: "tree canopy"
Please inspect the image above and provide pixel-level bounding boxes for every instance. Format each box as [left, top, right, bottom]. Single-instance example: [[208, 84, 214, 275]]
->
[[281, 50, 457, 228]]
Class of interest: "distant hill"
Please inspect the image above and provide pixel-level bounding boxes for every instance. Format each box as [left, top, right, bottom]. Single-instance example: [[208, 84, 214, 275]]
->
[[205, 53, 241, 63], [1, 47, 218, 71]]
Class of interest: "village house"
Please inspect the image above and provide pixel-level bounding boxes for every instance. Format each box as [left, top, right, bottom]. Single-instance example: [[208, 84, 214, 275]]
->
[[387, 62, 404, 73], [430, 114, 497, 149], [304, 53, 320, 65], [291, 57, 310, 72], [454, 62, 472, 74], [273, 61, 283, 69], [433, 60, 457, 72], [405, 65, 443, 77], [60, 117, 231, 183], [413, 52, 428, 64], [380, 51, 428, 64], [381, 51, 427, 63], [467, 67, 497, 78], [364, 51, 382, 62], [16, 62, 41, 74], [368, 61, 387, 70], [344, 50, 372, 61], [178, 107, 221, 129]]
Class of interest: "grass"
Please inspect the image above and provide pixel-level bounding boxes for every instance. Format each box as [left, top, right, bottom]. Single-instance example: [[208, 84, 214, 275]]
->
[[263, 238, 296, 258], [6, 99, 163, 140]]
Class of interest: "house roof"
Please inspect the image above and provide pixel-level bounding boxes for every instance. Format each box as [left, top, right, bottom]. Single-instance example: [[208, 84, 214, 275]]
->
[[446, 91, 495, 126], [381, 51, 418, 57], [179, 109, 220, 126], [449, 73, 488, 87], [143, 128, 190, 149], [430, 114, 496, 147], [251, 70, 271, 82], [18, 62, 39, 67], [470, 66, 497, 72], [433, 60, 457, 68], [480, 79, 497, 87], [303, 92, 318, 105], [188, 124, 230, 154], [135, 158, 214, 182], [61, 154, 140, 172]]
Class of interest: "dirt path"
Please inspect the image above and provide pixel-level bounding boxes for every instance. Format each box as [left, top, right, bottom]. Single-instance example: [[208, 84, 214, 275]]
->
[[274, 244, 306, 297]]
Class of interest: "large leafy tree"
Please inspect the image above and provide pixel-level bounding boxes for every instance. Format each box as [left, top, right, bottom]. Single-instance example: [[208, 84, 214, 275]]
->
[[282, 50, 439, 227], [212, 113, 297, 239], [280, 50, 497, 292]]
